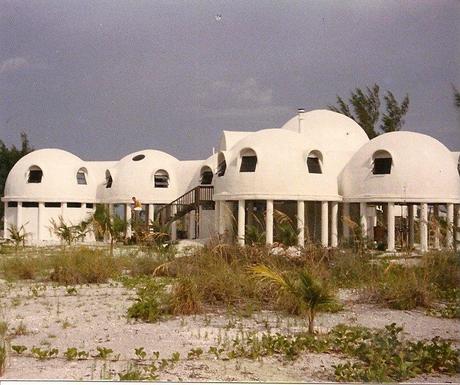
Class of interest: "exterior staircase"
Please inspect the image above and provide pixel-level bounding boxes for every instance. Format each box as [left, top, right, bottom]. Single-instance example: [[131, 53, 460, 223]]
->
[[156, 186, 214, 238]]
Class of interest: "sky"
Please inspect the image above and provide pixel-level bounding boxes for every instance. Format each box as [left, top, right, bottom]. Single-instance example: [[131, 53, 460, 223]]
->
[[0, 0, 459, 161]]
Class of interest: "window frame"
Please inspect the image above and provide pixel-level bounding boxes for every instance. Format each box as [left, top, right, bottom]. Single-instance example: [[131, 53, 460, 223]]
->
[[239, 148, 257, 173], [27, 166, 43, 183], [372, 150, 393, 175], [306, 151, 323, 174], [154, 169, 169, 188], [76, 168, 87, 185]]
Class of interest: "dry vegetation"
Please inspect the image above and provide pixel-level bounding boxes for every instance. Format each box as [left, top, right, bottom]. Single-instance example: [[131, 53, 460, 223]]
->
[[0, 241, 459, 381]]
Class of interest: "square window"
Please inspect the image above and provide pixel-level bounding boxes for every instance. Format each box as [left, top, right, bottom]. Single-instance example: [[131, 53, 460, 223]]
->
[[307, 157, 322, 174], [373, 158, 392, 174], [154, 176, 169, 188], [28, 170, 42, 183], [77, 172, 87, 185], [240, 156, 257, 172]]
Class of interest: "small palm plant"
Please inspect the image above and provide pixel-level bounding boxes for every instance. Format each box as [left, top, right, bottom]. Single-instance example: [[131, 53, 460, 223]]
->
[[92, 204, 127, 256], [8, 224, 29, 251], [251, 265, 334, 334], [273, 210, 299, 246]]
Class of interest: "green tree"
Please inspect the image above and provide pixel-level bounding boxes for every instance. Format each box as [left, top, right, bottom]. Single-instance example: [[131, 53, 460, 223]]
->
[[328, 84, 409, 138], [251, 265, 333, 334], [0, 133, 33, 226]]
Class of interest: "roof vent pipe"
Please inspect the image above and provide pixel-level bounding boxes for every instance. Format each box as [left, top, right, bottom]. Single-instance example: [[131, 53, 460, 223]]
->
[[297, 108, 305, 133]]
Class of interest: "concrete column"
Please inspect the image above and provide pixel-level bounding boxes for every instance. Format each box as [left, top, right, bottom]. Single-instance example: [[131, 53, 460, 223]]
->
[[408, 204, 416, 248], [37, 202, 44, 241], [455, 205, 460, 251], [238, 199, 245, 246], [359, 202, 368, 239], [17, 201, 23, 230], [331, 201, 338, 247], [189, 210, 196, 239], [446, 203, 454, 249], [420, 203, 428, 252], [218, 201, 226, 235], [342, 202, 350, 240], [266, 200, 274, 245], [126, 204, 132, 239], [148, 204, 154, 227], [170, 205, 177, 241], [297, 200, 305, 247], [3, 202, 8, 238], [321, 201, 328, 247], [61, 202, 66, 220], [214, 200, 220, 235], [387, 202, 395, 252], [433, 205, 441, 250]]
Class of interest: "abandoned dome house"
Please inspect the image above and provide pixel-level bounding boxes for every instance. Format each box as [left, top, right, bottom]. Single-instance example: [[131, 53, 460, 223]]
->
[[2, 109, 460, 252]]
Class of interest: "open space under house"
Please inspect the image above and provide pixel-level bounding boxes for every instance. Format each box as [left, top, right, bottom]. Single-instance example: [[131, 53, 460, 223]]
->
[[2, 109, 460, 252]]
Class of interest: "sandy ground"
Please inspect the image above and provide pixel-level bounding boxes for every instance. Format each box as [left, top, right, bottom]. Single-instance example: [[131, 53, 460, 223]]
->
[[0, 280, 459, 382]]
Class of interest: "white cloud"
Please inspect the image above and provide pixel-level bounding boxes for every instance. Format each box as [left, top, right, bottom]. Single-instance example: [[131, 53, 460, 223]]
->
[[0, 57, 29, 74]]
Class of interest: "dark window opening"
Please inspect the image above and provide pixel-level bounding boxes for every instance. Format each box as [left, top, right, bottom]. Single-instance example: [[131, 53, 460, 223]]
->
[[45, 202, 61, 208], [217, 160, 226, 177], [373, 158, 392, 174], [132, 154, 145, 161], [77, 171, 87, 185], [86, 203, 94, 209], [154, 171, 169, 188], [7, 202, 18, 208], [105, 171, 113, 188], [67, 202, 82, 208], [23, 202, 39, 208], [240, 156, 257, 172], [307, 156, 322, 174], [28, 169, 43, 183], [200, 171, 213, 185]]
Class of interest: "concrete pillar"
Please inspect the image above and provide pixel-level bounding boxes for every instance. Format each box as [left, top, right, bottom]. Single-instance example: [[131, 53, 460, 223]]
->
[[408, 204, 416, 248], [359, 202, 368, 239], [238, 199, 245, 246], [420, 203, 428, 252], [321, 201, 328, 247], [433, 205, 441, 250], [342, 202, 350, 240], [331, 201, 338, 247], [189, 210, 196, 239], [446, 203, 454, 249], [148, 204, 154, 227], [126, 203, 132, 239], [387, 202, 395, 252], [37, 202, 44, 241], [214, 200, 220, 235], [17, 201, 23, 230], [218, 201, 226, 236], [170, 205, 177, 241], [455, 205, 460, 251], [297, 200, 305, 247], [61, 202, 66, 220], [266, 200, 274, 245], [3, 202, 8, 238]]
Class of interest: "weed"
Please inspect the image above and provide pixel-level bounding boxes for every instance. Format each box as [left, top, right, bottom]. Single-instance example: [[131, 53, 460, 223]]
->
[[11, 345, 27, 354], [127, 279, 171, 322], [187, 347, 203, 359], [134, 347, 146, 360], [31, 346, 59, 360], [66, 287, 78, 296], [94, 346, 113, 360], [12, 321, 28, 336]]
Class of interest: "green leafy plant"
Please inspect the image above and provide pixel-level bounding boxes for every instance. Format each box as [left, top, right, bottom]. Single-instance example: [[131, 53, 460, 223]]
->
[[251, 265, 333, 333], [11, 345, 27, 355], [134, 347, 146, 360], [127, 279, 171, 322], [7, 224, 29, 251], [31, 346, 59, 360], [94, 346, 113, 360], [187, 347, 203, 359]]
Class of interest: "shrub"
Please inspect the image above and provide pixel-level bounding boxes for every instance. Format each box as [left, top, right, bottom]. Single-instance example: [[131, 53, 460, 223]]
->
[[127, 279, 171, 322], [49, 247, 121, 284], [1, 255, 44, 281]]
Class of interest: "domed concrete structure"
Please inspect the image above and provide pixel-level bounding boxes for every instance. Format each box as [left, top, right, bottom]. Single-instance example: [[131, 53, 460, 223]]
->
[[340, 132, 460, 203], [2, 109, 459, 251]]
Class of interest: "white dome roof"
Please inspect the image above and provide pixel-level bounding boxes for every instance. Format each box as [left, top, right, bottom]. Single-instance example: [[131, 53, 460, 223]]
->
[[340, 131, 460, 203], [282, 109, 369, 152], [99, 149, 180, 204], [4, 148, 96, 202], [213, 129, 340, 201]]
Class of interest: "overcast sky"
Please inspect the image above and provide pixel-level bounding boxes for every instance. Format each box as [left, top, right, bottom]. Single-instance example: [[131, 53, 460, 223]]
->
[[1, 0, 459, 160]]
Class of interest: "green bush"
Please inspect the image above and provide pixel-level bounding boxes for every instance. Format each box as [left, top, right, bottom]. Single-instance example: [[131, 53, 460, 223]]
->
[[127, 279, 171, 322]]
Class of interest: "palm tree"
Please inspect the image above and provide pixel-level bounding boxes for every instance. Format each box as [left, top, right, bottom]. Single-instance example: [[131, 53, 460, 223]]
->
[[251, 265, 333, 334], [92, 204, 127, 256], [7, 224, 29, 252]]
